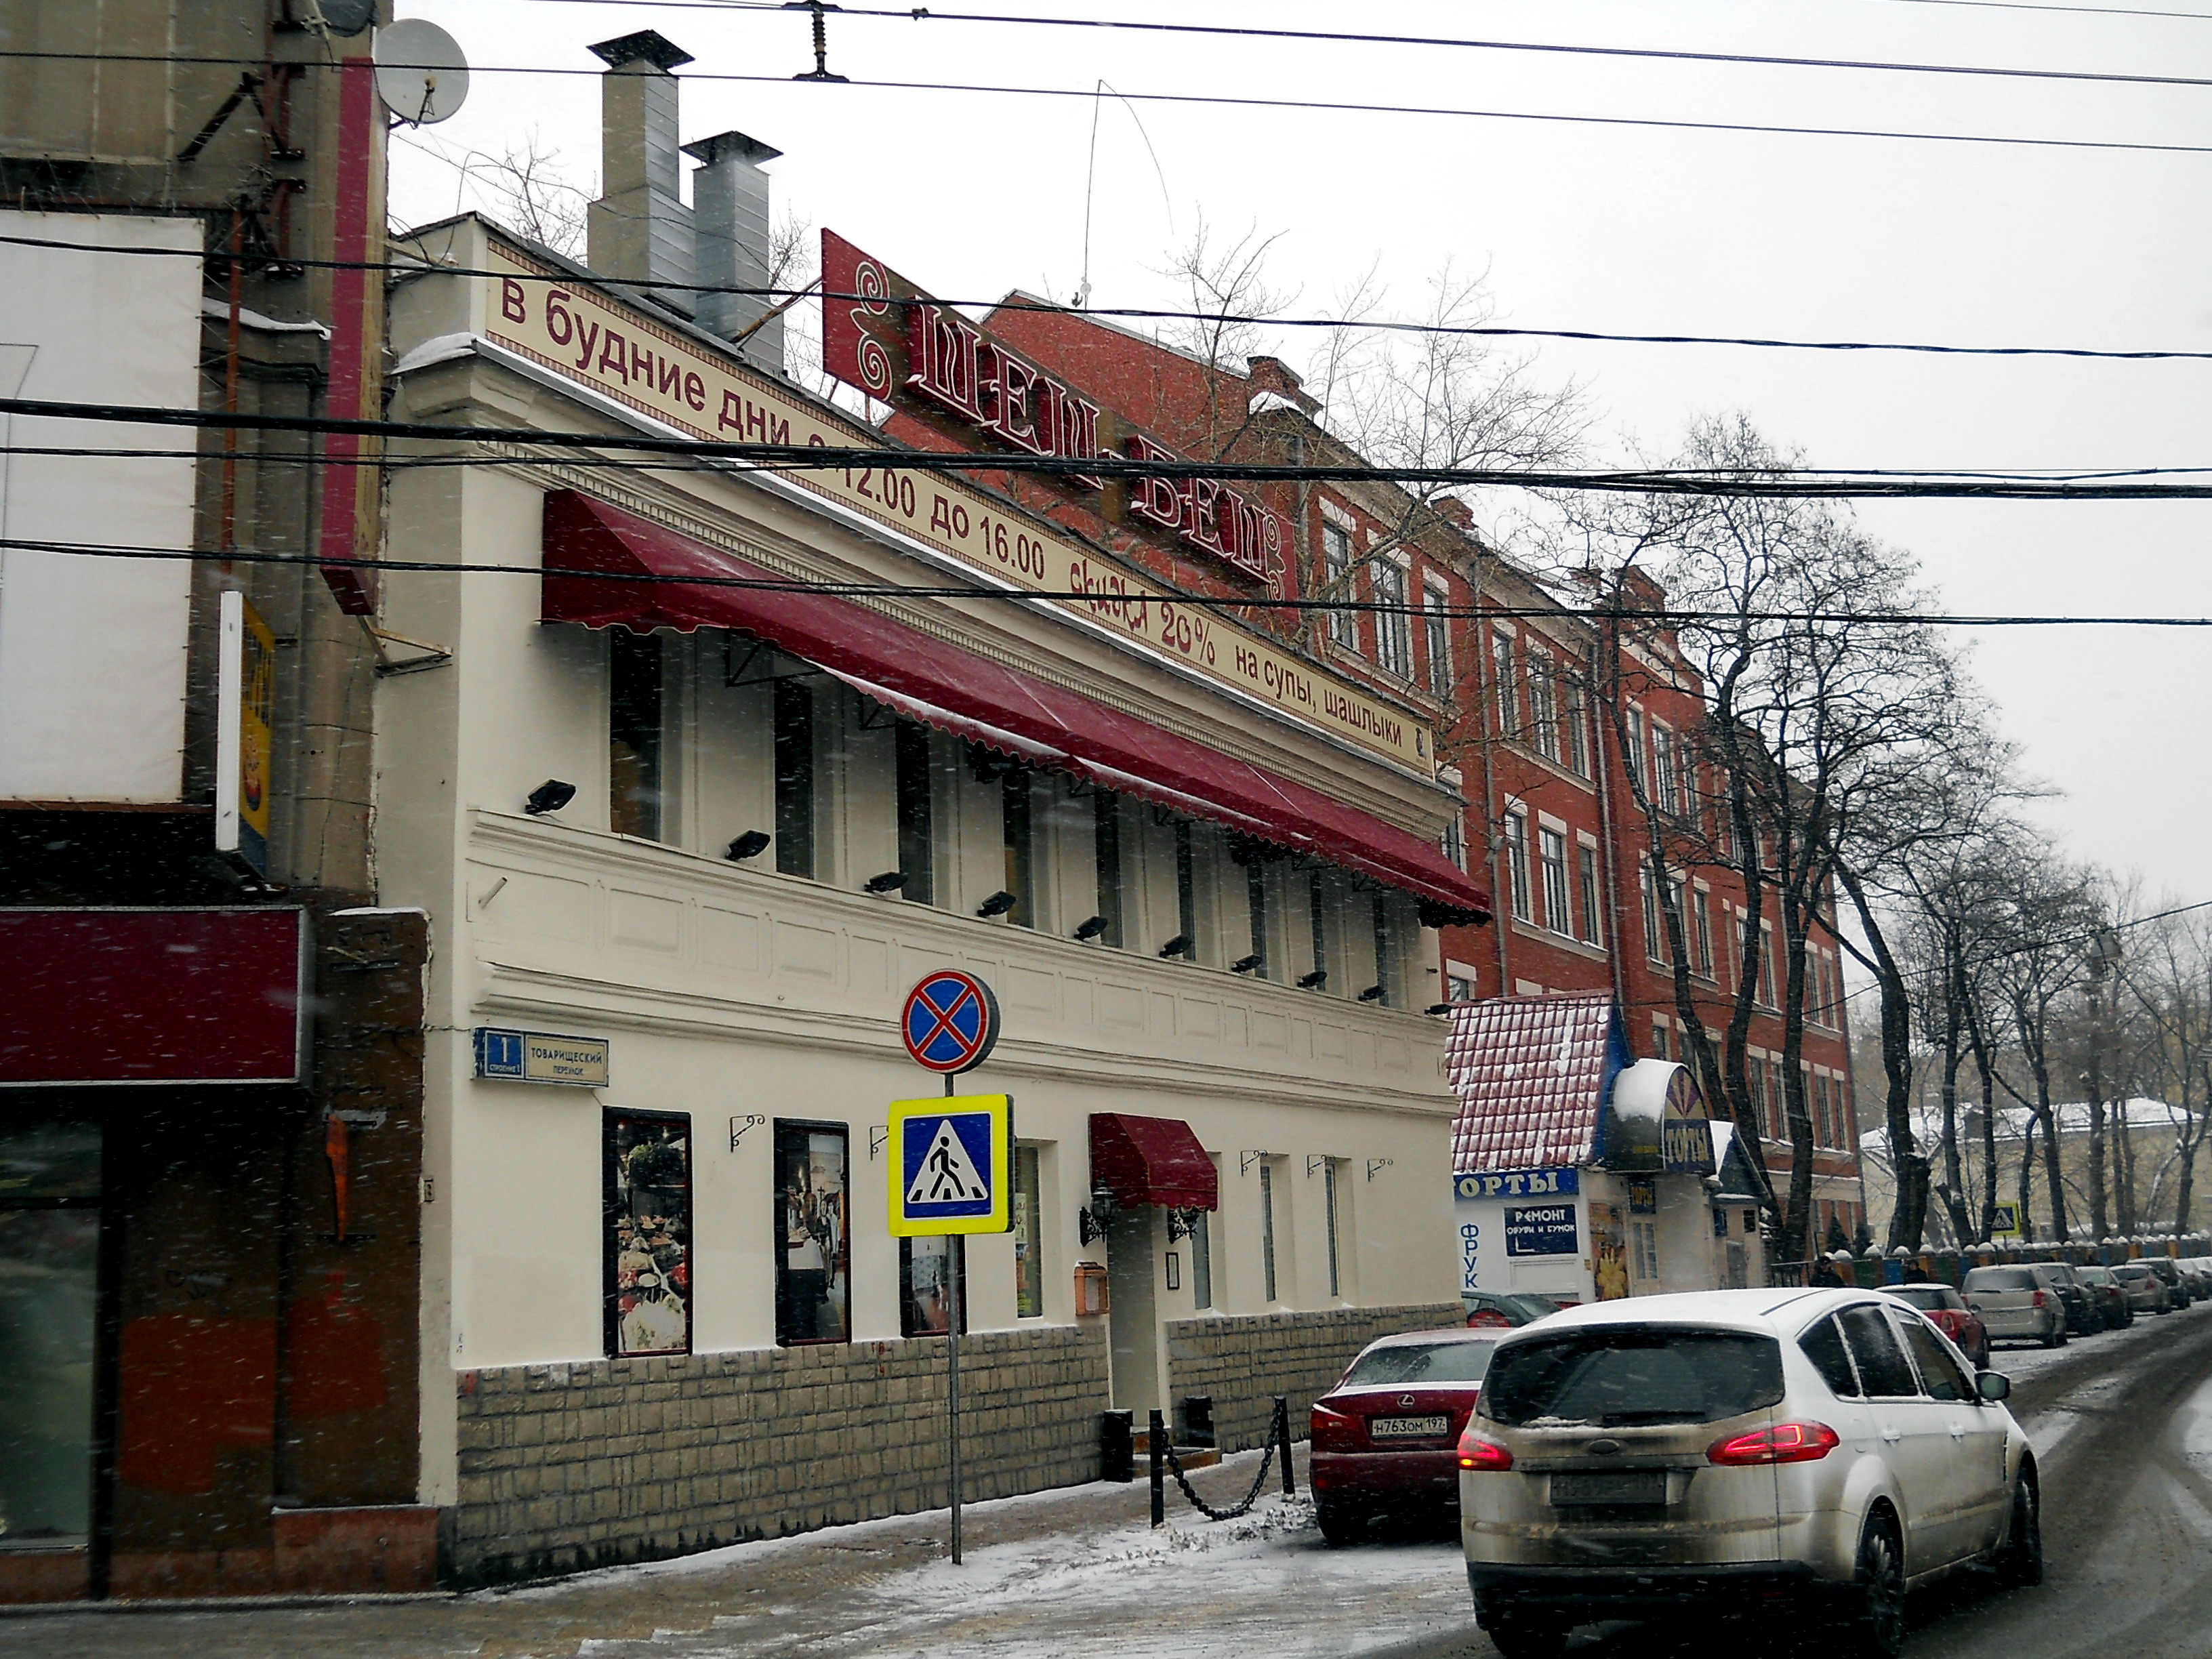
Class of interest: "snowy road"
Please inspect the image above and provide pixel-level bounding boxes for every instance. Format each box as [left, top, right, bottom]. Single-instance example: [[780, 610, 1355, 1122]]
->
[[5, 1305, 2209, 1659]]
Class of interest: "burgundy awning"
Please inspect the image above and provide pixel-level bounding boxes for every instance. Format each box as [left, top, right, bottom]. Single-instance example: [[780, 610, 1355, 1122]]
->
[[0, 907, 307, 1085], [1090, 1113, 1218, 1211], [541, 491, 1488, 923]]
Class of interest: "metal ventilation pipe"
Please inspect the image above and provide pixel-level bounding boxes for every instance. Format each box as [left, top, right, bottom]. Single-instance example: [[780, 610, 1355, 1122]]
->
[[684, 129, 785, 371], [585, 30, 695, 308]]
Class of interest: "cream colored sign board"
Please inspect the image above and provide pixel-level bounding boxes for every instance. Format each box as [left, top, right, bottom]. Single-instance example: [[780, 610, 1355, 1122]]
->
[[481, 243, 1430, 771]]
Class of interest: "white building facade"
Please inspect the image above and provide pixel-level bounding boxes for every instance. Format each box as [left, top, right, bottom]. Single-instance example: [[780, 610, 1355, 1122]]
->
[[377, 160, 1486, 1575]]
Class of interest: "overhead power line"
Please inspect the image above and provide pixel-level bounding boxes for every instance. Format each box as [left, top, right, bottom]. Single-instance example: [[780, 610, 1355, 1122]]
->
[[1865, 0, 2212, 23], [470, 1, 2212, 93], [16, 394, 2212, 501], [8, 50, 2212, 162], [30, 392, 2212, 502], [7, 533, 2211, 630], [9, 228, 2212, 366]]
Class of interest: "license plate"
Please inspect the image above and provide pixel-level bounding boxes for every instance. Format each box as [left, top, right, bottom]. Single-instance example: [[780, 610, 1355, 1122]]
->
[[1550, 1471, 1666, 1506], [1368, 1414, 1450, 1439]]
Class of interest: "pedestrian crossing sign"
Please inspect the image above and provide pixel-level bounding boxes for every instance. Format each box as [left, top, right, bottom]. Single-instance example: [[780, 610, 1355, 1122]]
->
[[888, 1094, 1014, 1236]]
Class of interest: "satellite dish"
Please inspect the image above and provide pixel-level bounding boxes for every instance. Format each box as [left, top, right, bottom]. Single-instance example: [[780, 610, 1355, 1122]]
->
[[373, 19, 470, 126]]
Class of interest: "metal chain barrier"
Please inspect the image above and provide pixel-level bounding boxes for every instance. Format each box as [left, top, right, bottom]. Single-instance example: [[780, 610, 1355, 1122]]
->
[[1151, 1396, 1298, 1524]]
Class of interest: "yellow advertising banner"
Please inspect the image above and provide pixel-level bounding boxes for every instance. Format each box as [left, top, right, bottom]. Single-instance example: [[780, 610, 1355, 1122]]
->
[[239, 595, 274, 867], [480, 242, 1431, 772]]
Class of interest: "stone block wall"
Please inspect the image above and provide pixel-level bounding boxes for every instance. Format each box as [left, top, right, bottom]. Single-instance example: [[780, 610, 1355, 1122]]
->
[[449, 1322, 1109, 1585], [1164, 1303, 1464, 1452]]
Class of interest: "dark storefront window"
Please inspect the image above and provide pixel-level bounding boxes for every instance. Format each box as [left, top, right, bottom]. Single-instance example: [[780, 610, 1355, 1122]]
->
[[1174, 820, 1199, 961], [899, 1236, 966, 1337], [0, 1124, 102, 1551], [774, 678, 816, 878], [1002, 773, 1035, 928], [604, 1113, 692, 1357], [609, 631, 663, 840], [775, 1122, 850, 1345], [1013, 1144, 1044, 1318]]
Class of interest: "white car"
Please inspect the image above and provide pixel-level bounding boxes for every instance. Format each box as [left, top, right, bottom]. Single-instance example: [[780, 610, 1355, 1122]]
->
[[1458, 1288, 2040, 1658]]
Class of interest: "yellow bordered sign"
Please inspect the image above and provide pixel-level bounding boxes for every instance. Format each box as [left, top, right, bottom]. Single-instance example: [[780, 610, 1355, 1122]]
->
[[887, 1094, 1013, 1236]]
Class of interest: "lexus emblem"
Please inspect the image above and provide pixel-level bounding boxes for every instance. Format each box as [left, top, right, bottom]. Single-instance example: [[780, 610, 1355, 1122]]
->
[[1399, 1394, 1416, 1408]]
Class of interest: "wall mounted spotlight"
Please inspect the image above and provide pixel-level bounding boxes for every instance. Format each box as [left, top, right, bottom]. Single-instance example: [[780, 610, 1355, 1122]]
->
[[1073, 914, 1110, 942], [1357, 984, 1384, 1003], [523, 780, 577, 815], [1425, 1002, 1454, 1017], [1158, 934, 1193, 959], [863, 870, 909, 893], [725, 830, 773, 861], [1229, 954, 1263, 975], [1296, 969, 1328, 990], [977, 890, 1019, 918]]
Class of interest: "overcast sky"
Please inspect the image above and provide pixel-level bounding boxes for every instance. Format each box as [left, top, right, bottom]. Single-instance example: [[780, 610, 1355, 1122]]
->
[[386, 0, 2212, 906]]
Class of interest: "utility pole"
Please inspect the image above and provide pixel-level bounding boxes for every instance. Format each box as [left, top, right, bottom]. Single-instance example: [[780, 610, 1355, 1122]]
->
[[2085, 932, 2110, 1243]]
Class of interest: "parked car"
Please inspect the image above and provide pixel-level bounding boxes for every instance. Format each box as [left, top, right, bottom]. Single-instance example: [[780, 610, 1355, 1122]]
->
[[2028, 1263, 2099, 1336], [1882, 1283, 1992, 1365], [2181, 1256, 2212, 1301], [1465, 1292, 1565, 1330], [1312, 1328, 1502, 1544], [1961, 1265, 2068, 1348], [2072, 1265, 2135, 1330], [2143, 1257, 2187, 1306], [1458, 1289, 2040, 1658], [2113, 1261, 2175, 1315]]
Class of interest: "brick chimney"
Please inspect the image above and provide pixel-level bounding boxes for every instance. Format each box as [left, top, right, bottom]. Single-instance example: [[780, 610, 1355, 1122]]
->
[[684, 130, 784, 371], [586, 30, 695, 308], [1244, 356, 1320, 415]]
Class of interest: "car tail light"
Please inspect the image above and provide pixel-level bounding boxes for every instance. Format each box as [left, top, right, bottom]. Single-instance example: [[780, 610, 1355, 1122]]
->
[[1456, 1424, 1513, 1471], [1707, 1421, 1840, 1466], [1310, 1401, 1359, 1452], [2030, 1290, 2048, 1308]]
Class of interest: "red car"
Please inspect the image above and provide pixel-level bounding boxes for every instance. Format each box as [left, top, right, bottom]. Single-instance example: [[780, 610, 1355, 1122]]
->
[[1309, 1328, 1500, 1545], [1881, 1282, 1991, 1368]]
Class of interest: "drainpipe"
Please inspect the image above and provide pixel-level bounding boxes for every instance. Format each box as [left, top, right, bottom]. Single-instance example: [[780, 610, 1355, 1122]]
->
[[1468, 562, 1511, 997], [1588, 626, 1630, 1013]]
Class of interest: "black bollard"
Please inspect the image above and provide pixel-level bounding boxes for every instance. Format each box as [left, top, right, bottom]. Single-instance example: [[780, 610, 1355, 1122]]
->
[[1275, 1396, 1296, 1496], [1149, 1408, 1166, 1526], [1100, 1410, 1134, 1483]]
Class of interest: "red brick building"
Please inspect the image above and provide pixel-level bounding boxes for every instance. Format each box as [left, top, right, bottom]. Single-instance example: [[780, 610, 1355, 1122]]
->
[[915, 287, 1867, 1254]]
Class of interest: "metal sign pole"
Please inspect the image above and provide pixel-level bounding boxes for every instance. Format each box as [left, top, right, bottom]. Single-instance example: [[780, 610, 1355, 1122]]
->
[[945, 1069, 962, 1565]]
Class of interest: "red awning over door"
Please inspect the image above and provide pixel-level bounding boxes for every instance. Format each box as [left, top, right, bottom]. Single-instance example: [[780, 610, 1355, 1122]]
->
[[541, 491, 1488, 923], [1090, 1113, 1219, 1211]]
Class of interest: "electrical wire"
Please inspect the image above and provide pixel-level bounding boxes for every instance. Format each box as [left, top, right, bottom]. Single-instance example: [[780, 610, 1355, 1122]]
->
[[16, 394, 2212, 501], [14, 224, 2212, 367], [16, 442, 2212, 485], [7, 49, 2212, 162], [5, 533, 2209, 629], [429, 1, 2212, 94]]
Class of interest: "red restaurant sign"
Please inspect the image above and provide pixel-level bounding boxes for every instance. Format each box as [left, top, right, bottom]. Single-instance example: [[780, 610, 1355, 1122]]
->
[[0, 907, 308, 1086], [821, 230, 1286, 587]]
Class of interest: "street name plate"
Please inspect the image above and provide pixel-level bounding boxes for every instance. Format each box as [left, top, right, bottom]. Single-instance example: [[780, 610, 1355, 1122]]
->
[[473, 1027, 611, 1087]]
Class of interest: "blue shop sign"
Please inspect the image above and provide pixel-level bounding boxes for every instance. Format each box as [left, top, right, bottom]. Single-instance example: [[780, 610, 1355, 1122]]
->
[[1454, 1167, 1580, 1202], [1504, 1202, 1581, 1257]]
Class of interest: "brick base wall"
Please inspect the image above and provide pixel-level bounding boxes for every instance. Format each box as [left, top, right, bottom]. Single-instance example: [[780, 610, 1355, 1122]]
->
[[449, 1323, 1110, 1586], [1164, 1303, 1465, 1452]]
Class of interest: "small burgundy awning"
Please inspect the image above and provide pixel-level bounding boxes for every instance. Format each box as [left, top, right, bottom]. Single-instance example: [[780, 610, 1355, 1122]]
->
[[542, 491, 1488, 924], [1090, 1113, 1218, 1211]]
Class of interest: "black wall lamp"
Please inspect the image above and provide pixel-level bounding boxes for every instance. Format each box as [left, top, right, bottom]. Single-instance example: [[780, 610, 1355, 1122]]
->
[[863, 870, 909, 893], [1357, 984, 1384, 1003], [1073, 914, 1110, 941], [1158, 934, 1193, 959], [1078, 1182, 1118, 1245], [1297, 968, 1328, 990], [977, 890, 1018, 918], [1425, 1002, 1454, 1016], [524, 780, 577, 815], [1229, 954, 1263, 975], [726, 830, 772, 861]]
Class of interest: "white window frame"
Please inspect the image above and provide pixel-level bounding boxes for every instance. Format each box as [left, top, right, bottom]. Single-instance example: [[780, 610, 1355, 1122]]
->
[[1423, 579, 1454, 700], [1321, 518, 1358, 651], [1372, 554, 1412, 679], [1503, 806, 1532, 922], [1538, 823, 1571, 935]]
